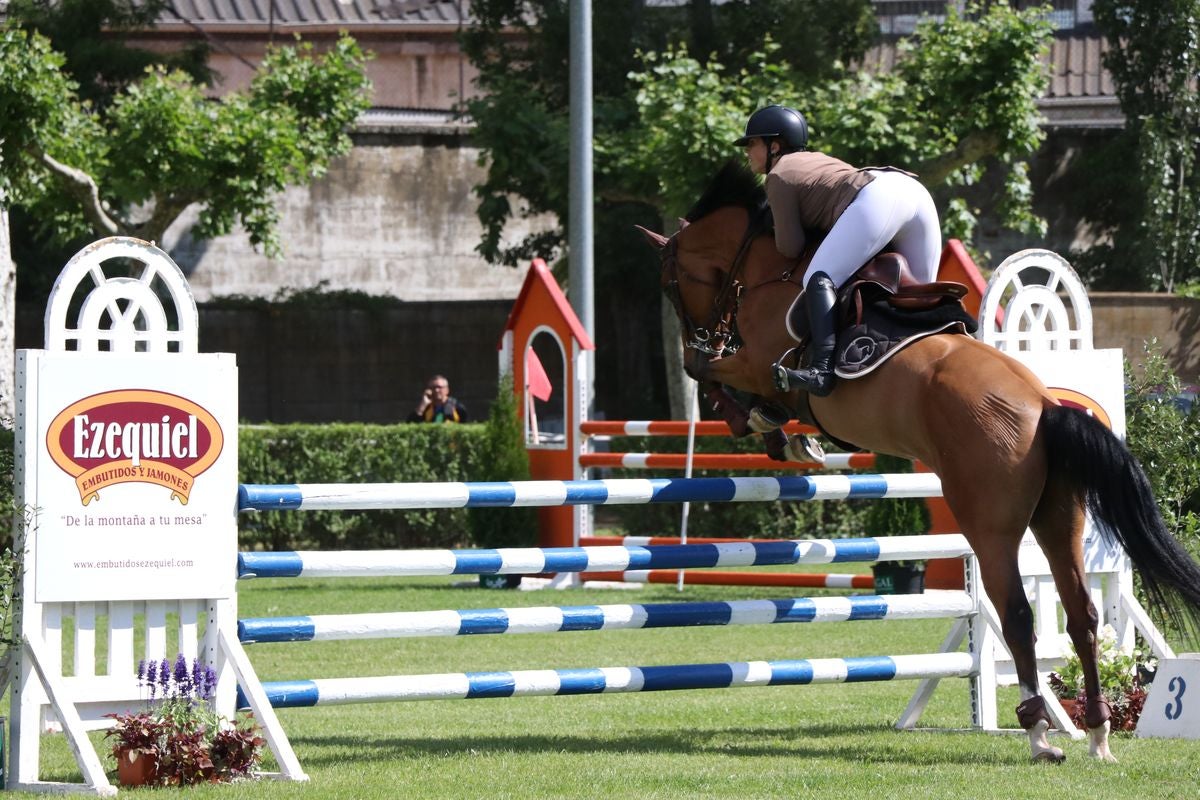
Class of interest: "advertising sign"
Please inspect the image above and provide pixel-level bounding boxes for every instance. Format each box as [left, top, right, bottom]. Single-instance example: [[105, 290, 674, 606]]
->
[[24, 351, 238, 602]]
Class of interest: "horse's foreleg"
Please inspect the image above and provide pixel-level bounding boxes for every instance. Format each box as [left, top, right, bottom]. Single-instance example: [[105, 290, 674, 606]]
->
[[701, 383, 752, 437], [686, 349, 823, 463], [1031, 477, 1116, 762], [701, 385, 802, 460]]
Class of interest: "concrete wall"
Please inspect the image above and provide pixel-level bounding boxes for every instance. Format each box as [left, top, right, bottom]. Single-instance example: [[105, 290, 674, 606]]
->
[[161, 131, 544, 303]]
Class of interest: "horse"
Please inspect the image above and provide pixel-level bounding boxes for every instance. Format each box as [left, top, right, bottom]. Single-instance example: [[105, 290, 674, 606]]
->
[[638, 164, 1200, 763]]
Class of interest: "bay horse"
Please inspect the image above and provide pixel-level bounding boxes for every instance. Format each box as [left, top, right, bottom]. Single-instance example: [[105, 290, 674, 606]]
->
[[638, 164, 1200, 762]]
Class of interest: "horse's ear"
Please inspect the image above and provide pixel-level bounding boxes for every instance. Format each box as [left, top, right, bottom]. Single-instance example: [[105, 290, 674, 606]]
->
[[677, 218, 690, 231], [634, 225, 669, 250]]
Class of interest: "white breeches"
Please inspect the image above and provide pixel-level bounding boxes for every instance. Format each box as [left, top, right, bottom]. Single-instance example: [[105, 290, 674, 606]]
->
[[803, 170, 941, 287]]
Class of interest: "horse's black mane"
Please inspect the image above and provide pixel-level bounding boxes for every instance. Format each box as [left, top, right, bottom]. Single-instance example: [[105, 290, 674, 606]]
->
[[684, 160, 767, 223]]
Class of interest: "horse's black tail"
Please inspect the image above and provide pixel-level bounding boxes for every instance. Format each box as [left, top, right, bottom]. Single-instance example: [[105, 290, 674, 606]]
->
[[1041, 404, 1200, 639]]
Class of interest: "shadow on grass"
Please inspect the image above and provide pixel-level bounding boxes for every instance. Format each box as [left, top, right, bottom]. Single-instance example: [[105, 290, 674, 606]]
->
[[290, 723, 1025, 769]]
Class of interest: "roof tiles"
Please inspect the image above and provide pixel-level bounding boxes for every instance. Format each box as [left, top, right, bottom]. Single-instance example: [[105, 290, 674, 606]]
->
[[160, 0, 466, 27]]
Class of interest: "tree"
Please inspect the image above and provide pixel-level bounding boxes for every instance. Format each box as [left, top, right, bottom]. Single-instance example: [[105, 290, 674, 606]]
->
[[1083, 0, 1200, 292], [0, 24, 371, 418]]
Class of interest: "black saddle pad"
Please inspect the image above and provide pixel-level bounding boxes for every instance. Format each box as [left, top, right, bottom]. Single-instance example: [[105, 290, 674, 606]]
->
[[834, 295, 978, 379]]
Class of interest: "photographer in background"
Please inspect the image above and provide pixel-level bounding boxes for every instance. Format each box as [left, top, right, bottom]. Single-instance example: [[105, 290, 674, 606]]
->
[[408, 375, 469, 423]]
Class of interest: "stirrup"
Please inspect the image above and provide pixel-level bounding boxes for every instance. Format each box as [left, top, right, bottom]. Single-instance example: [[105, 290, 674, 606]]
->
[[772, 364, 836, 397]]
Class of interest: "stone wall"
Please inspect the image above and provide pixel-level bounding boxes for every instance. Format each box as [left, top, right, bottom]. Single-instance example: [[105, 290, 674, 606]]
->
[[161, 130, 544, 304], [1091, 293, 1200, 384]]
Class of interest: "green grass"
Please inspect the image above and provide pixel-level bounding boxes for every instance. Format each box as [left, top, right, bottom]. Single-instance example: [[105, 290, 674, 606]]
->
[[11, 576, 1200, 799]]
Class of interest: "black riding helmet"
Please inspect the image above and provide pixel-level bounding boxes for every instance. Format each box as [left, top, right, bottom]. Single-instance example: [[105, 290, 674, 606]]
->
[[733, 105, 809, 151]]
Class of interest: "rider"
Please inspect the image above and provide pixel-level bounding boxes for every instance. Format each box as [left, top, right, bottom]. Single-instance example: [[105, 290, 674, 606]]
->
[[735, 104, 941, 397]]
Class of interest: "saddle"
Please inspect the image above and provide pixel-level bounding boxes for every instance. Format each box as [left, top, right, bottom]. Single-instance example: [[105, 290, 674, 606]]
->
[[841, 252, 969, 323], [831, 252, 978, 379]]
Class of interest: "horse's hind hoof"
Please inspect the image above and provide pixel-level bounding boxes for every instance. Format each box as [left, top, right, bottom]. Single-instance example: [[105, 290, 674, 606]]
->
[[1026, 717, 1064, 764], [1031, 749, 1066, 764], [1088, 721, 1117, 762]]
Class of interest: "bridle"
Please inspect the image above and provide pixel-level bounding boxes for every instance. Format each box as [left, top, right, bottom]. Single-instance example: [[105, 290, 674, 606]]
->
[[661, 213, 762, 356]]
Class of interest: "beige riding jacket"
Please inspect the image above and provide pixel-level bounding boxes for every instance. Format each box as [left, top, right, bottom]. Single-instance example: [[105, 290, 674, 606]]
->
[[765, 151, 911, 259]]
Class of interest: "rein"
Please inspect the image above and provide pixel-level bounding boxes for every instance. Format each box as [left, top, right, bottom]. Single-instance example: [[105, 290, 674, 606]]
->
[[662, 216, 761, 356]]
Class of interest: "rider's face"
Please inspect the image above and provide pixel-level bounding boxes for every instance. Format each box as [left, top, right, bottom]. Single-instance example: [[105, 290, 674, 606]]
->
[[744, 138, 772, 174]]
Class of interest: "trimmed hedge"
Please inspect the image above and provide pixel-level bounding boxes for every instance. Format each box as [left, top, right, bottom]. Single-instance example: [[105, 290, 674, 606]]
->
[[239, 417, 534, 551]]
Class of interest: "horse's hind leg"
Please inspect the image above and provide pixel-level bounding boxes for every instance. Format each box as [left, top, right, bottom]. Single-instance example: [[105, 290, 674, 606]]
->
[[945, 479, 1065, 763], [1030, 473, 1116, 762]]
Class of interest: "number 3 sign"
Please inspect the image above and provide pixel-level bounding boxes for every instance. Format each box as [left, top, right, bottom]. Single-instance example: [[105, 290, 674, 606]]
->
[[1138, 656, 1200, 739]]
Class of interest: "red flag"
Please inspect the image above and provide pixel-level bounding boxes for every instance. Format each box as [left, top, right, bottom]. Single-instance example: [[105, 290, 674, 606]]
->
[[525, 347, 553, 401]]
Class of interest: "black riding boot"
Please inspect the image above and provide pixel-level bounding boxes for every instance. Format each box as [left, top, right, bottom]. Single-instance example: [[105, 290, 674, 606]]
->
[[771, 272, 838, 397]]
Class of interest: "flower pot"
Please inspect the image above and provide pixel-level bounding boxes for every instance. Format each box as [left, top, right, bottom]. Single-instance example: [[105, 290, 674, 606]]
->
[[117, 750, 158, 787], [871, 563, 925, 595], [1055, 697, 1084, 729], [479, 574, 522, 589]]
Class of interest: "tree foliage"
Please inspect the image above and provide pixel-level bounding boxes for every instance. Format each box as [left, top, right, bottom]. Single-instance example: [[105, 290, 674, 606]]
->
[[1084, 0, 1200, 292], [1124, 345, 1200, 562], [0, 24, 371, 256], [5, 0, 211, 108], [623, 3, 1052, 239], [464, 1, 1051, 262]]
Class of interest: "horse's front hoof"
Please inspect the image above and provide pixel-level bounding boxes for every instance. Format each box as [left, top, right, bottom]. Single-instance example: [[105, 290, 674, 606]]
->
[[783, 435, 825, 464], [747, 405, 788, 433]]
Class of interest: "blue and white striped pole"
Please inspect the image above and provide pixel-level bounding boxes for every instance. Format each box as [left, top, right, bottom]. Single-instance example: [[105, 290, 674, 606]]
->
[[237, 534, 972, 579], [237, 593, 974, 644], [237, 473, 943, 512], [237, 652, 977, 709]]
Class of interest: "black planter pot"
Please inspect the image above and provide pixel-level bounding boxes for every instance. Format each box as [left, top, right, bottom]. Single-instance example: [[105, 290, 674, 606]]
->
[[479, 574, 523, 589], [872, 563, 925, 595]]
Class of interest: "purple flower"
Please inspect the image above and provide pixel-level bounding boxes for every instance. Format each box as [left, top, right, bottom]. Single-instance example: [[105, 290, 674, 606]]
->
[[174, 654, 191, 697], [192, 659, 205, 696], [144, 659, 159, 699], [203, 665, 217, 701], [158, 658, 171, 696]]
